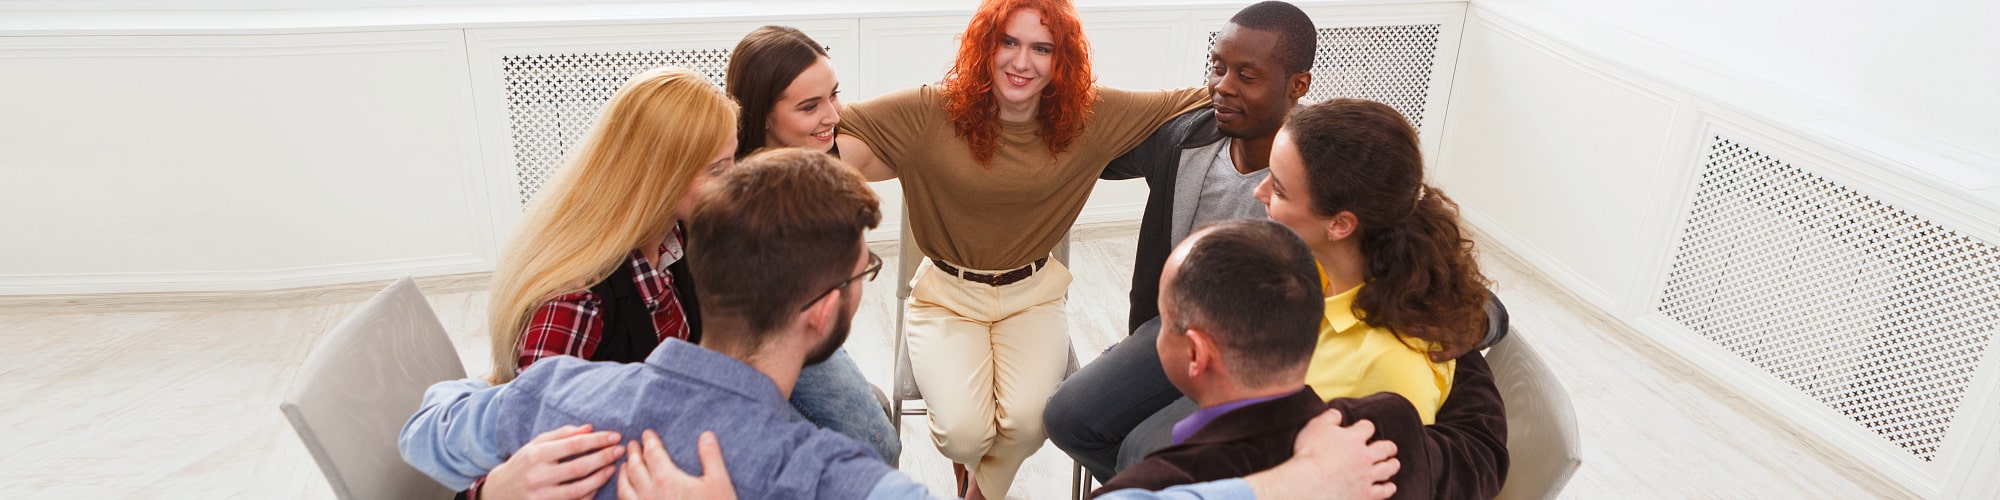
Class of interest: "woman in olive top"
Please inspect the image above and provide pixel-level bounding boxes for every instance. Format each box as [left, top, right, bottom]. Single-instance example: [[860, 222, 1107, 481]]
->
[[835, 0, 1206, 497]]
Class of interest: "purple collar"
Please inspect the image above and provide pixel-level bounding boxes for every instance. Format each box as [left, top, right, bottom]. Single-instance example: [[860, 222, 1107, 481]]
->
[[1171, 387, 1313, 445]]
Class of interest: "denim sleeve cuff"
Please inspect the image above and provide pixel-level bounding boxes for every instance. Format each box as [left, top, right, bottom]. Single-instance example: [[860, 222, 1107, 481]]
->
[[863, 472, 940, 500], [1098, 478, 1255, 500], [398, 377, 505, 490]]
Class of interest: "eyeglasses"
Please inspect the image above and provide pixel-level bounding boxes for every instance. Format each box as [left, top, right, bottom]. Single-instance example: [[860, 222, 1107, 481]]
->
[[800, 251, 883, 311]]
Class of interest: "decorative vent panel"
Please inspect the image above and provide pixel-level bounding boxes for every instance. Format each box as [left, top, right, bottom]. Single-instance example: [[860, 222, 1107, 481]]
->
[[1658, 136, 2000, 462], [1204, 24, 1440, 128], [502, 50, 732, 206]]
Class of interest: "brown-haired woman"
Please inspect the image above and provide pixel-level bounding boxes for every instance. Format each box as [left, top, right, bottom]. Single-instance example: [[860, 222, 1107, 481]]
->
[[726, 25, 841, 158], [723, 25, 901, 465], [834, 0, 1207, 497], [1253, 98, 1490, 423]]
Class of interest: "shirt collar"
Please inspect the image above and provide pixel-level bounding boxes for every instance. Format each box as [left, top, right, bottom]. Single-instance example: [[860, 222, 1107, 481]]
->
[[626, 228, 686, 309], [1171, 388, 1311, 445], [1318, 262, 1364, 332], [643, 339, 789, 414], [1325, 283, 1364, 332]]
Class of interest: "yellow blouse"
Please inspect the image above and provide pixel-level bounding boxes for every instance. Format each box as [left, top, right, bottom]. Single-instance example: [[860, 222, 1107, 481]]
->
[[1305, 279, 1456, 424]]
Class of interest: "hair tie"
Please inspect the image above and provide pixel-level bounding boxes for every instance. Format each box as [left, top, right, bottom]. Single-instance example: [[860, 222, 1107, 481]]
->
[[1415, 185, 1428, 205]]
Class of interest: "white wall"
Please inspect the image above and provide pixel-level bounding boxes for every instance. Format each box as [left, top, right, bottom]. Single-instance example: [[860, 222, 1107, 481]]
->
[[1480, 0, 2000, 176], [0, 30, 495, 294], [1434, 1, 2000, 496], [0, 1, 1466, 295]]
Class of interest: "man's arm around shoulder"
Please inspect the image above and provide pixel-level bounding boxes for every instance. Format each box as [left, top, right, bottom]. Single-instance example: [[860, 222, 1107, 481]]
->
[[399, 377, 513, 490], [1102, 108, 1213, 181]]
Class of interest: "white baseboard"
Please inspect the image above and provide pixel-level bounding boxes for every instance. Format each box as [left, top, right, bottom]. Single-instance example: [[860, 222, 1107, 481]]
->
[[0, 255, 492, 296], [1457, 206, 1618, 311]]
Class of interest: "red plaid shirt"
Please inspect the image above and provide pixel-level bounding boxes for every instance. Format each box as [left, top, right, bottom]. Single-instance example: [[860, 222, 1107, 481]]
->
[[514, 232, 692, 372], [471, 233, 691, 498]]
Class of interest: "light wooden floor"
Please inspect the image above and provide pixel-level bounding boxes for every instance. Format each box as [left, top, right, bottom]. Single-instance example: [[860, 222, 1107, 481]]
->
[[0, 222, 1912, 499]]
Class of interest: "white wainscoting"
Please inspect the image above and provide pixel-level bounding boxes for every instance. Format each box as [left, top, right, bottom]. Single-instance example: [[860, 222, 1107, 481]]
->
[[1435, 2, 2000, 497], [0, 0, 1468, 295], [0, 30, 494, 294]]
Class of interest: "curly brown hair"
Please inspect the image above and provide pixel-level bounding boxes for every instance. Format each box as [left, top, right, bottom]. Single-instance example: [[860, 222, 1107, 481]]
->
[[1288, 98, 1491, 355], [941, 0, 1098, 164]]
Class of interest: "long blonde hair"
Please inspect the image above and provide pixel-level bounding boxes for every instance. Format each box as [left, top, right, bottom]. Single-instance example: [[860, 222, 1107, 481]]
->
[[488, 66, 738, 382]]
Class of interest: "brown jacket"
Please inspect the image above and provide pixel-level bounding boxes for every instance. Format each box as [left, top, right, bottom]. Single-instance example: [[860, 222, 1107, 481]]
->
[[1094, 352, 1508, 499]]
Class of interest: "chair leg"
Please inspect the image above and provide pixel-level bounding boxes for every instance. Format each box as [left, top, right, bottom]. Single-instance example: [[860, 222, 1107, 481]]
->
[[1072, 459, 1091, 499]]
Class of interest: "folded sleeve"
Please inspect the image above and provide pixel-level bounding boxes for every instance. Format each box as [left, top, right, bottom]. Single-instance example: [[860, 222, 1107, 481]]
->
[[1088, 86, 1211, 158], [835, 86, 932, 172], [397, 378, 511, 490]]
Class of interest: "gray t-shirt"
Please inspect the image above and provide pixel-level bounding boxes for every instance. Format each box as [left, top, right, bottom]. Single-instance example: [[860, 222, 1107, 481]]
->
[[1181, 138, 1271, 243]]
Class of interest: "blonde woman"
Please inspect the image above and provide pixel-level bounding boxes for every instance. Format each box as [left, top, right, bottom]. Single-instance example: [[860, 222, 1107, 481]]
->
[[451, 65, 737, 499], [464, 57, 892, 497]]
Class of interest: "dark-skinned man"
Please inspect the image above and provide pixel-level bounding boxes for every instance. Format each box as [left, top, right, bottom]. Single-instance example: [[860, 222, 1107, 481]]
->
[[1045, 3, 1511, 497]]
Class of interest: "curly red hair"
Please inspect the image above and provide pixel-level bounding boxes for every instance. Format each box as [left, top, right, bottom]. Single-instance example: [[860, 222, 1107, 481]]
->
[[941, 0, 1099, 164]]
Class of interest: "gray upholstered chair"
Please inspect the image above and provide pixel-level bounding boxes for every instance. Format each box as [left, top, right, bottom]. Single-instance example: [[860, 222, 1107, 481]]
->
[[1487, 328, 1583, 500], [280, 277, 463, 499]]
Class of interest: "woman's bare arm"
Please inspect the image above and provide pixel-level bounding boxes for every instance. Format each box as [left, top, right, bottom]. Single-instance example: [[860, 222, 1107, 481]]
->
[[835, 134, 897, 182]]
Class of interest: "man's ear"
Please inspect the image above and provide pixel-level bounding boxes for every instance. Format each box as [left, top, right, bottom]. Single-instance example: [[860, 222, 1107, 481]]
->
[[1288, 71, 1311, 100], [1185, 328, 1219, 380], [801, 289, 841, 338], [1325, 210, 1359, 242]]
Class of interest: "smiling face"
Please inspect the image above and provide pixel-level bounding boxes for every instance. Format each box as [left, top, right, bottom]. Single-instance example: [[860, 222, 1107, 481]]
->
[[764, 56, 841, 152], [1208, 23, 1301, 139], [990, 8, 1056, 119], [1254, 129, 1330, 247]]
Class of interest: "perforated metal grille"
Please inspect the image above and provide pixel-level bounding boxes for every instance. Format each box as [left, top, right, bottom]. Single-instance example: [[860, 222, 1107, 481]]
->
[[1658, 136, 2000, 462], [1204, 24, 1440, 128], [502, 50, 732, 206]]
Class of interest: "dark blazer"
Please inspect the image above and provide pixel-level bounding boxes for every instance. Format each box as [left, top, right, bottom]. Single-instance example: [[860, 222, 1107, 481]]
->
[[1096, 352, 1509, 499], [1100, 108, 1224, 331]]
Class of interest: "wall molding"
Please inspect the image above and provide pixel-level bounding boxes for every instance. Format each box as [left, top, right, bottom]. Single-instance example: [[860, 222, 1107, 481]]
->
[[1458, 207, 1617, 310], [0, 255, 490, 296], [1448, 2, 2000, 496]]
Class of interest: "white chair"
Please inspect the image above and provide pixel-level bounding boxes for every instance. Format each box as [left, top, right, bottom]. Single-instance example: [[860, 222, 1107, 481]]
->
[[887, 210, 1089, 497], [280, 277, 465, 500], [1487, 328, 1583, 500]]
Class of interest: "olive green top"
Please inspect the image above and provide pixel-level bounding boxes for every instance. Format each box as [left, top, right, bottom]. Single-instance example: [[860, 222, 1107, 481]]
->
[[839, 84, 1208, 270]]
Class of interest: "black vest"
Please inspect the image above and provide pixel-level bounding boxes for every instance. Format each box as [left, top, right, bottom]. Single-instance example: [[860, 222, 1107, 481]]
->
[[585, 256, 703, 363]]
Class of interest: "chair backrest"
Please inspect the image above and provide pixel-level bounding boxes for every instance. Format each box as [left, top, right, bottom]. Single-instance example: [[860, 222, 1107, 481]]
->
[[280, 277, 465, 500], [1486, 329, 1583, 500]]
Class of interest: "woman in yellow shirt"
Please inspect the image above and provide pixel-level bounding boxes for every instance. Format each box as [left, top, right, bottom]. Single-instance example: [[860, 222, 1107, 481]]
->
[[1252, 98, 1491, 423]]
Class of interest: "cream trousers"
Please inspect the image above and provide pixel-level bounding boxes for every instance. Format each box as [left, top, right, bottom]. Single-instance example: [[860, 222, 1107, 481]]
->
[[906, 257, 1072, 500]]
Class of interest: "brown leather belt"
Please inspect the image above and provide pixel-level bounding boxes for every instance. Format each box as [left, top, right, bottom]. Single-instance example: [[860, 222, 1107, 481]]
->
[[933, 257, 1048, 287]]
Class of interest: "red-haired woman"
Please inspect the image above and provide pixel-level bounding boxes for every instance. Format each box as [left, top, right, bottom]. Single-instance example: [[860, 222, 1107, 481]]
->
[[836, 0, 1206, 497]]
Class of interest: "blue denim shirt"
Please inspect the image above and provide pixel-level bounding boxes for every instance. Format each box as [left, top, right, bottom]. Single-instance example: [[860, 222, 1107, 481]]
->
[[400, 339, 1261, 500], [400, 339, 888, 499], [863, 473, 1257, 499]]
